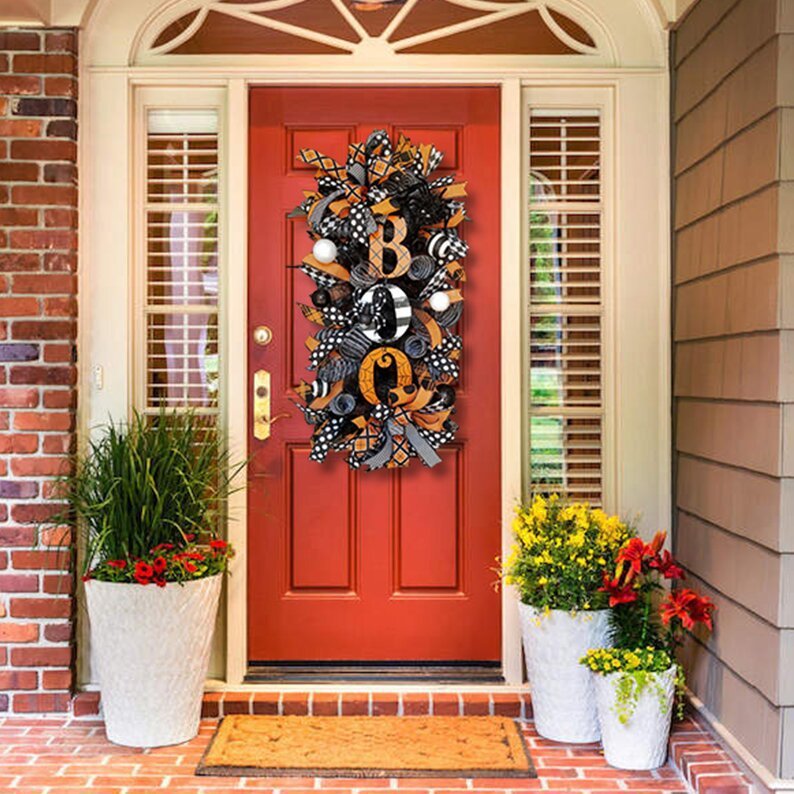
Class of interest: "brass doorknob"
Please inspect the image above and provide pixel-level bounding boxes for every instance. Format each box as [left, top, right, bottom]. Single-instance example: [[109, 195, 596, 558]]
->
[[253, 325, 273, 346]]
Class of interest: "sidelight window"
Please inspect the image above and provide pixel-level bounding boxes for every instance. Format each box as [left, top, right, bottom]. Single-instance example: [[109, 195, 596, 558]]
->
[[527, 109, 604, 504], [140, 105, 221, 420]]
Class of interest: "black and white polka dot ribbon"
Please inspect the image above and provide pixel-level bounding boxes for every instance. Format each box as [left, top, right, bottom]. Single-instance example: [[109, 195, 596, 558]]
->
[[308, 328, 345, 370], [427, 335, 462, 380], [310, 416, 346, 462], [349, 204, 377, 245]]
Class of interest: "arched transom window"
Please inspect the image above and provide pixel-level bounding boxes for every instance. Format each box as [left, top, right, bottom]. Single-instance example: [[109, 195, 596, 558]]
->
[[135, 0, 604, 62]]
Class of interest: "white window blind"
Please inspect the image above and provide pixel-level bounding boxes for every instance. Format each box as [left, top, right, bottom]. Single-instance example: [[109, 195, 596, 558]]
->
[[528, 110, 603, 504], [143, 108, 220, 416]]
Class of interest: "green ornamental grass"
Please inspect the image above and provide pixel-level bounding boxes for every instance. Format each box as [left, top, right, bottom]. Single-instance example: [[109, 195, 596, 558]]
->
[[60, 410, 245, 583]]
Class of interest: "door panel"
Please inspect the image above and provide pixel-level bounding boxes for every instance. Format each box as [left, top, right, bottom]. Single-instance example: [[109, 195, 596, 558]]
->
[[248, 86, 501, 662]]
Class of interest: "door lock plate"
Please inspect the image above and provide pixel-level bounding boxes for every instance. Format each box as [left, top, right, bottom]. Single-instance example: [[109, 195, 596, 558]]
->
[[253, 369, 272, 440]]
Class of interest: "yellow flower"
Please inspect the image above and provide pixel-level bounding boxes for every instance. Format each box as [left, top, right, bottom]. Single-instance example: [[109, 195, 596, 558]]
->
[[567, 530, 586, 549]]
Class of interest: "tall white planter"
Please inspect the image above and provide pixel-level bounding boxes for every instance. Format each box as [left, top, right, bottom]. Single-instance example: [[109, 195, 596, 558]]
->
[[85, 575, 222, 748], [593, 665, 676, 770], [518, 602, 612, 743]]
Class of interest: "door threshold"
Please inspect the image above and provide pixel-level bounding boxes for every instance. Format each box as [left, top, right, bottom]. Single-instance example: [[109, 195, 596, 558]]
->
[[245, 662, 503, 684]]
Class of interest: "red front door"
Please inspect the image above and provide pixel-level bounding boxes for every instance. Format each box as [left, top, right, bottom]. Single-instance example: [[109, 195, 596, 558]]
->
[[247, 86, 501, 664]]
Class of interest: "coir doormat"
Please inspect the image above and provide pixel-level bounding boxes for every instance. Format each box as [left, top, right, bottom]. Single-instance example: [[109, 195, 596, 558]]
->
[[196, 715, 536, 778]]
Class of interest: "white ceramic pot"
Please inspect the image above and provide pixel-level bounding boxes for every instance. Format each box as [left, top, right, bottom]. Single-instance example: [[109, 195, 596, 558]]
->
[[593, 665, 676, 770], [85, 575, 222, 748], [518, 601, 612, 743]]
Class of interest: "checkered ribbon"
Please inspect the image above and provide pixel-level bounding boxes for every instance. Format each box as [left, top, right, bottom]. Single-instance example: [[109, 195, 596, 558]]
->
[[367, 185, 389, 205], [419, 266, 450, 300], [307, 188, 345, 233], [300, 263, 341, 289]]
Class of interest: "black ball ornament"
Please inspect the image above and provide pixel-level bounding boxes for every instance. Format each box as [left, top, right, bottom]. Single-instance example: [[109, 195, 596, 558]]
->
[[311, 289, 330, 308]]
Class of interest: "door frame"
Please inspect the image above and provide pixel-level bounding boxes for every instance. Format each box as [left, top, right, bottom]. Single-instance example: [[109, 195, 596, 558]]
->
[[233, 76, 524, 683], [78, 69, 671, 689]]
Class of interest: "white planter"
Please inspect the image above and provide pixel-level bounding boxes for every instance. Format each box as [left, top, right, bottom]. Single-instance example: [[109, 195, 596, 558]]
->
[[85, 575, 222, 748], [518, 602, 612, 743], [593, 665, 676, 770]]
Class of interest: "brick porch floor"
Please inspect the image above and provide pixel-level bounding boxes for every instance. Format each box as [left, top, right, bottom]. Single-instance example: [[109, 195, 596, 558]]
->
[[0, 695, 753, 794]]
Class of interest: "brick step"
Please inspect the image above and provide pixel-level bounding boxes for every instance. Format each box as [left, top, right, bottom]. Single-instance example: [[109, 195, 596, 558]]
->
[[73, 689, 532, 720]]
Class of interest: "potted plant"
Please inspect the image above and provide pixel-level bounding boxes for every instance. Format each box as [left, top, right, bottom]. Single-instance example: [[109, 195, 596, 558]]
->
[[502, 494, 635, 743], [581, 532, 714, 769], [64, 410, 244, 748]]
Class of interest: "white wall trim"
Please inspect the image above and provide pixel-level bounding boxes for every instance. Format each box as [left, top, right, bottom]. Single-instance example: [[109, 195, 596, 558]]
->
[[500, 77, 525, 686]]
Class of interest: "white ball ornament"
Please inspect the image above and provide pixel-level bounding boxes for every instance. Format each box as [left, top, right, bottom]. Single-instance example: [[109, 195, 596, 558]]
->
[[429, 291, 451, 313], [313, 238, 338, 264]]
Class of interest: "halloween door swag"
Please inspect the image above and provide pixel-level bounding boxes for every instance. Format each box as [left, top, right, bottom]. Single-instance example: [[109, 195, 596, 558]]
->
[[291, 129, 468, 470]]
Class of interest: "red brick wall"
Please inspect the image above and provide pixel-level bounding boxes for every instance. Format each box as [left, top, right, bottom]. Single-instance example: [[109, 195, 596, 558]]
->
[[0, 28, 78, 714]]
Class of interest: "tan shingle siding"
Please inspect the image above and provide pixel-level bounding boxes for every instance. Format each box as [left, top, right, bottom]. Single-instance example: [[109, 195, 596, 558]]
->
[[673, 1, 794, 775]]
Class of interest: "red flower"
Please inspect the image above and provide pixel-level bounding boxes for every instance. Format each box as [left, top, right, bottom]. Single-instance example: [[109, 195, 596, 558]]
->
[[649, 550, 685, 580], [616, 537, 647, 576], [134, 561, 154, 585], [107, 559, 127, 570], [661, 588, 715, 631], [151, 543, 174, 552], [209, 539, 227, 552], [184, 533, 196, 542], [185, 551, 205, 561], [646, 530, 667, 557], [598, 571, 638, 607], [152, 556, 167, 575], [154, 576, 167, 588], [184, 561, 198, 574], [81, 573, 92, 582]]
